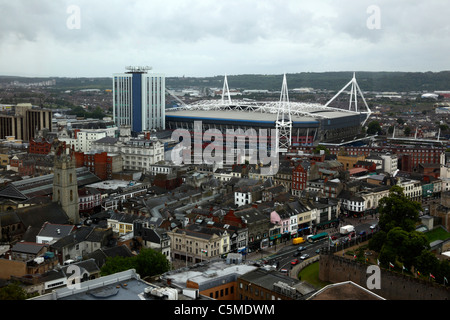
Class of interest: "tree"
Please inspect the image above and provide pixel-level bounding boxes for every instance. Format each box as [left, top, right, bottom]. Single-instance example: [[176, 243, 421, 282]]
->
[[378, 227, 429, 270], [68, 105, 87, 117], [414, 250, 439, 276], [368, 230, 387, 252], [133, 248, 171, 278], [100, 248, 170, 278], [313, 145, 330, 155], [400, 230, 429, 269], [0, 282, 30, 300], [378, 185, 421, 233], [100, 255, 135, 276], [90, 106, 106, 119], [378, 242, 397, 267], [367, 121, 382, 135]]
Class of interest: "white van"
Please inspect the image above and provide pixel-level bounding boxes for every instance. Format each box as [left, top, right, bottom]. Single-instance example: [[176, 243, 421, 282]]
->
[[63, 259, 75, 266]]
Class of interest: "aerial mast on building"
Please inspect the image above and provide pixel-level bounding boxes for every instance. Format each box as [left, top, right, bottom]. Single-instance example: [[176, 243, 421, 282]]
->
[[125, 66, 152, 73], [276, 73, 292, 152]]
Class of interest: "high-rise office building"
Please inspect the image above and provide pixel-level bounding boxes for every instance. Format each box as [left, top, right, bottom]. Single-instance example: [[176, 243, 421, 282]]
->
[[113, 66, 165, 133], [0, 103, 52, 141]]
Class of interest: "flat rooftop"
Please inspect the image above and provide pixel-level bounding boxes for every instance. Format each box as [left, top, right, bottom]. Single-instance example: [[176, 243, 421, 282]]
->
[[86, 179, 142, 190], [163, 260, 258, 290], [30, 269, 198, 301]]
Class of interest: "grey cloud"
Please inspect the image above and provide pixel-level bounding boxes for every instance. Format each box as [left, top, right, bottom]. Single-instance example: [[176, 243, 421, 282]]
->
[[0, 0, 449, 77]]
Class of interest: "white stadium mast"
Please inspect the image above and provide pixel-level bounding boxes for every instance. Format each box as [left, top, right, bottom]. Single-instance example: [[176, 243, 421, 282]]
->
[[276, 73, 292, 152], [324, 72, 372, 126], [221, 74, 232, 105]]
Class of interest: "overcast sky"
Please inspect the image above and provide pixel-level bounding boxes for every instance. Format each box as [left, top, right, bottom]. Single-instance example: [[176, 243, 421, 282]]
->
[[0, 0, 449, 78]]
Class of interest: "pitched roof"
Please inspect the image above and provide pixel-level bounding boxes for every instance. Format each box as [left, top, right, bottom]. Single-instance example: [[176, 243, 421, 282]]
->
[[61, 258, 100, 275], [11, 242, 46, 255], [0, 167, 101, 200], [37, 222, 74, 239], [84, 245, 135, 268], [50, 226, 95, 250], [15, 202, 70, 231], [94, 136, 118, 145], [0, 211, 22, 227]]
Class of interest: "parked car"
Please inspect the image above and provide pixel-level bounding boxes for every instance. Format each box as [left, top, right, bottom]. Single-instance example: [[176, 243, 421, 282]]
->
[[370, 224, 378, 230], [359, 230, 366, 236], [300, 254, 310, 260]]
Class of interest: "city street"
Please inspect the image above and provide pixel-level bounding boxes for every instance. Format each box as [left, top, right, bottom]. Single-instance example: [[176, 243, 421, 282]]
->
[[170, 215, 380, 271], [245, 215, 380, 272]]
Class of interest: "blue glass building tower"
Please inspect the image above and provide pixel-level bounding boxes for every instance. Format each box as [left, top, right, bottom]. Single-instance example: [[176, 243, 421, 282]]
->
[[113, 66, 165, 133]]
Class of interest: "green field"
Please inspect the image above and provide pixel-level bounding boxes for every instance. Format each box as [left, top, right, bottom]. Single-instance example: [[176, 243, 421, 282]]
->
[[297, 262, 331, 289], [424, 227, 450, 243]]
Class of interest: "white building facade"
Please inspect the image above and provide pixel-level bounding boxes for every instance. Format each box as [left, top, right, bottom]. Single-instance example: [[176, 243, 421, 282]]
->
[[113, 67, 166, 133], [91, 138, 165, 172], [58, 127, 118, 153]]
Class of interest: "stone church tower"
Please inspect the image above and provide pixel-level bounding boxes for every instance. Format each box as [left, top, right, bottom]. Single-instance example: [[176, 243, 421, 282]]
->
[[53, 144, 79, 224]]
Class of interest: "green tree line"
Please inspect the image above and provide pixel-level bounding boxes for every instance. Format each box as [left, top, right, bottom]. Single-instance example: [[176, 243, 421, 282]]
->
[[100, 247, 171, 278], [369, 186, 450, 283]]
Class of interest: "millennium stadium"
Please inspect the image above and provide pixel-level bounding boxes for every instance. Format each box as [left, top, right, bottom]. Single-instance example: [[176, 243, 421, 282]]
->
[[165, 73, 372, 152]]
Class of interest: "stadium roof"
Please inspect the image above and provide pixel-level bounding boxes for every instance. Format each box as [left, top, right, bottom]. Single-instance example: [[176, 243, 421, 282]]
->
[[166, 73, 372, 126]]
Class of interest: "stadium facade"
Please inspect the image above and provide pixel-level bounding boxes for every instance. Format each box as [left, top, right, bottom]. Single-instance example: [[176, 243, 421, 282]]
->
[[165, 74, 371, 149]]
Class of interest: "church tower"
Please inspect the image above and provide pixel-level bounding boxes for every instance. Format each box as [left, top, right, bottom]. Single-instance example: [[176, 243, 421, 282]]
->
[[52, 144, 79, 224]]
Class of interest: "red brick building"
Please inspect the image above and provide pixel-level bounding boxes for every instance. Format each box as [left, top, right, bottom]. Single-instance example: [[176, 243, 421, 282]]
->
[[354, 160, 377, 172], [293, 145, 444, 173], [292, 161, 319, 195], [28, 139, 52, 155], [74, 151, 122, 180], [28, 138, 66, 155]]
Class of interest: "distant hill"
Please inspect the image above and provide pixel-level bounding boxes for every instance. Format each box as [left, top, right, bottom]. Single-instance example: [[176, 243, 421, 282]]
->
[[1, 71, 450, 92], [166, 71, 450, 92]]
